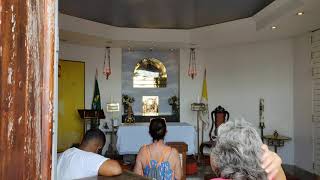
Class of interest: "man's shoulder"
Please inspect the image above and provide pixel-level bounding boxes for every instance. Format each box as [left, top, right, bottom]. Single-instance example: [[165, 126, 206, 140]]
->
[[61, 147, 78, 153], [59, 148, 92, 161], [57, 148, 108, 179], [59, 147, 79, 157], [61, 148, 104, 159]]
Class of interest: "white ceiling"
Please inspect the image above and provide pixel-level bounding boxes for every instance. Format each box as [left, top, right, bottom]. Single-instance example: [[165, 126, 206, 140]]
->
[[59, 0, 320, 49]]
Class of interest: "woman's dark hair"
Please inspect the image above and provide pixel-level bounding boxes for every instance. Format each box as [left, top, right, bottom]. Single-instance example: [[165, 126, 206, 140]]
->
[[149, 118, 167, 141]]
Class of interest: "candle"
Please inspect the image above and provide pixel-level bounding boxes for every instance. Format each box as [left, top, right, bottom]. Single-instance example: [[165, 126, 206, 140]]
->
[[259, 98, 264, 123]]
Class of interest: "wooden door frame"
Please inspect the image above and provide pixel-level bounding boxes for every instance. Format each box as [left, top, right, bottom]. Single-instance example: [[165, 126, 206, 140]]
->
[[0, 0, 57, 179]]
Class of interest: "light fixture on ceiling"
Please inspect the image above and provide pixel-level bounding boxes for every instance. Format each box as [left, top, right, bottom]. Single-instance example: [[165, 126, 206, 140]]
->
[[296, 12, 304, 16], [271, 26, 277, 30]]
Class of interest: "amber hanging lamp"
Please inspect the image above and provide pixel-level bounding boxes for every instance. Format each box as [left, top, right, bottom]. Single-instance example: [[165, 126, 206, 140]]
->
[[103, 47, 111, 79], [188, 48, 197, 79]]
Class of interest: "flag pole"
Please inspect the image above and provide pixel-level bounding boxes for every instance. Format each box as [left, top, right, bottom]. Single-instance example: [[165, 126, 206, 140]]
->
[[200, 69, 208, 161], [197, 111, 200, 161], [201, 118, 204, 145]]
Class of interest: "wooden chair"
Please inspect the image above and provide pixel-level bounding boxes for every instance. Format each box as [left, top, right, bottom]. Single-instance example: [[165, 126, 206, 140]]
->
[[166, 142, 188, 180], [200, 106, 229, 155]]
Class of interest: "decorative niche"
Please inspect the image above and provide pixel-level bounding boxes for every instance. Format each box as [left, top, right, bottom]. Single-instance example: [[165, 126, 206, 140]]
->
[[133, 58, 167, 88], [122, 49, 180, 122]]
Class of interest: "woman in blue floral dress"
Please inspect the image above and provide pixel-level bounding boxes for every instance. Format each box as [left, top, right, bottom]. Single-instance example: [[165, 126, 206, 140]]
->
[[134, 118, 182, 180]]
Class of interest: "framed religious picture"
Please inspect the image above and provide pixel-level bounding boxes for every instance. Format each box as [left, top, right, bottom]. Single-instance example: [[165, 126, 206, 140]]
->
[[142, 96, 159, 116]]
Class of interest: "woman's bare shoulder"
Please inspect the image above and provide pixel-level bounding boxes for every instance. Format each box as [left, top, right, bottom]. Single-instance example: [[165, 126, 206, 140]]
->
[[138, 144, 148, 155], [169, 147, 179, 155], [168, 147, 180, 161]]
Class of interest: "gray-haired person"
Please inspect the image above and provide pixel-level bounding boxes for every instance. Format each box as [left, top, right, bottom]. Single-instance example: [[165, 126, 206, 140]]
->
[[210, 120, 286, 180]]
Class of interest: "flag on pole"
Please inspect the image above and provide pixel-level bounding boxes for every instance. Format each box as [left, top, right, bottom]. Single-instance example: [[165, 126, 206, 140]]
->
[[92, 69, 101, 110], [200, 69, 209, 129]]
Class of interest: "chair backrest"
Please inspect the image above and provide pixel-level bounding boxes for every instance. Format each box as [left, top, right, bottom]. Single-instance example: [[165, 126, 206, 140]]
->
[[209, 106, 229, 140]]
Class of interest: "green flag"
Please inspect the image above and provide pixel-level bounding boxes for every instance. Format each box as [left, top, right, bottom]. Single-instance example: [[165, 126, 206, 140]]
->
[[92, 70, 101, 110]]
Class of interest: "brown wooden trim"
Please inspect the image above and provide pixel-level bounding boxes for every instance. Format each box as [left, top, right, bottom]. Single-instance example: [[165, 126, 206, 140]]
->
[[41, 0, 56, 178], [0, 0, 56, 179]]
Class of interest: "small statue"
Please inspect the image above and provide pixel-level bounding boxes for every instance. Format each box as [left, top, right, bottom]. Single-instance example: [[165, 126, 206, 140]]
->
[[168, 95, 179, 116], [122, 94, 135, 114], [125, 105, 135, 124], [122, 94, 135, 123], [273, 130, 279, 138]]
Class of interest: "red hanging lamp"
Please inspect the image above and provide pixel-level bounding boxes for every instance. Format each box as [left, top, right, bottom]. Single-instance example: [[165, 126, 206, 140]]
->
[[188, 48, 197, 79], [103, 47, 111, 79]]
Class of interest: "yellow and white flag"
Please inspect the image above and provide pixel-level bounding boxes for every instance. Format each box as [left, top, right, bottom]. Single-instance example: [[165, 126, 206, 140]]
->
[[200, 69, 210, 129]]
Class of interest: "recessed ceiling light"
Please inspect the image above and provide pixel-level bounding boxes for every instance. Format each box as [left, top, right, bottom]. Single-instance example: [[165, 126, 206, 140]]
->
[[296, 12, 304, 16], [271, 26, 277, 30]]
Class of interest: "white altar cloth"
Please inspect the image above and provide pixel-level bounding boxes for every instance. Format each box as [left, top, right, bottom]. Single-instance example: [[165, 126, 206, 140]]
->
[[116, 122, 196, 155]]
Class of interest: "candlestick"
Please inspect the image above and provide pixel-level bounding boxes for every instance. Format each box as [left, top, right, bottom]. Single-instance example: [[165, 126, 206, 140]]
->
[[259, 98, 265, 141], [259, 98, 264, 123], [259, 122, 265, 142]]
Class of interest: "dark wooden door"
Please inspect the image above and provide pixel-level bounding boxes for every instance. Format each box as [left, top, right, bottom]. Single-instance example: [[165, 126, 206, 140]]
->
[[0, 0, 56, 179]]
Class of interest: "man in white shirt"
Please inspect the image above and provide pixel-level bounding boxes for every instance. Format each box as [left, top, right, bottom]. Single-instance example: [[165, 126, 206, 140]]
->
[[57, 129, 122, 179]]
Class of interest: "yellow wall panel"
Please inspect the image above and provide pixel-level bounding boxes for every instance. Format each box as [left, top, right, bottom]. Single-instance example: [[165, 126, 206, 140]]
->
[[58, 60, 85, 152]]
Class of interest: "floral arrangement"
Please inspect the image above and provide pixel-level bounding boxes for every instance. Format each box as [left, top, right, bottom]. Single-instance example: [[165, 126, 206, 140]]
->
[[122, 94, 135, 106], [168, 95, 179, 106]]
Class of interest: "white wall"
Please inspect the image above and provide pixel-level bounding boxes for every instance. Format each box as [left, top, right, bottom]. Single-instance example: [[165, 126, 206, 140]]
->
[[179, 48, 206, 126], [293, 34, 313, 172], [198, 39, 295, 164], [59, 42, 122, 153]]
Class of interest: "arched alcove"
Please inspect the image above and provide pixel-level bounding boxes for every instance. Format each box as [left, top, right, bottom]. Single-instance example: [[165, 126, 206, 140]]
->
[[133, 58, 167, 88]]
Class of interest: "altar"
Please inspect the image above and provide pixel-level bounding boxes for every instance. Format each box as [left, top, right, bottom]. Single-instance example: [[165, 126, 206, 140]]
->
[[116, 122, 196, 155]]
